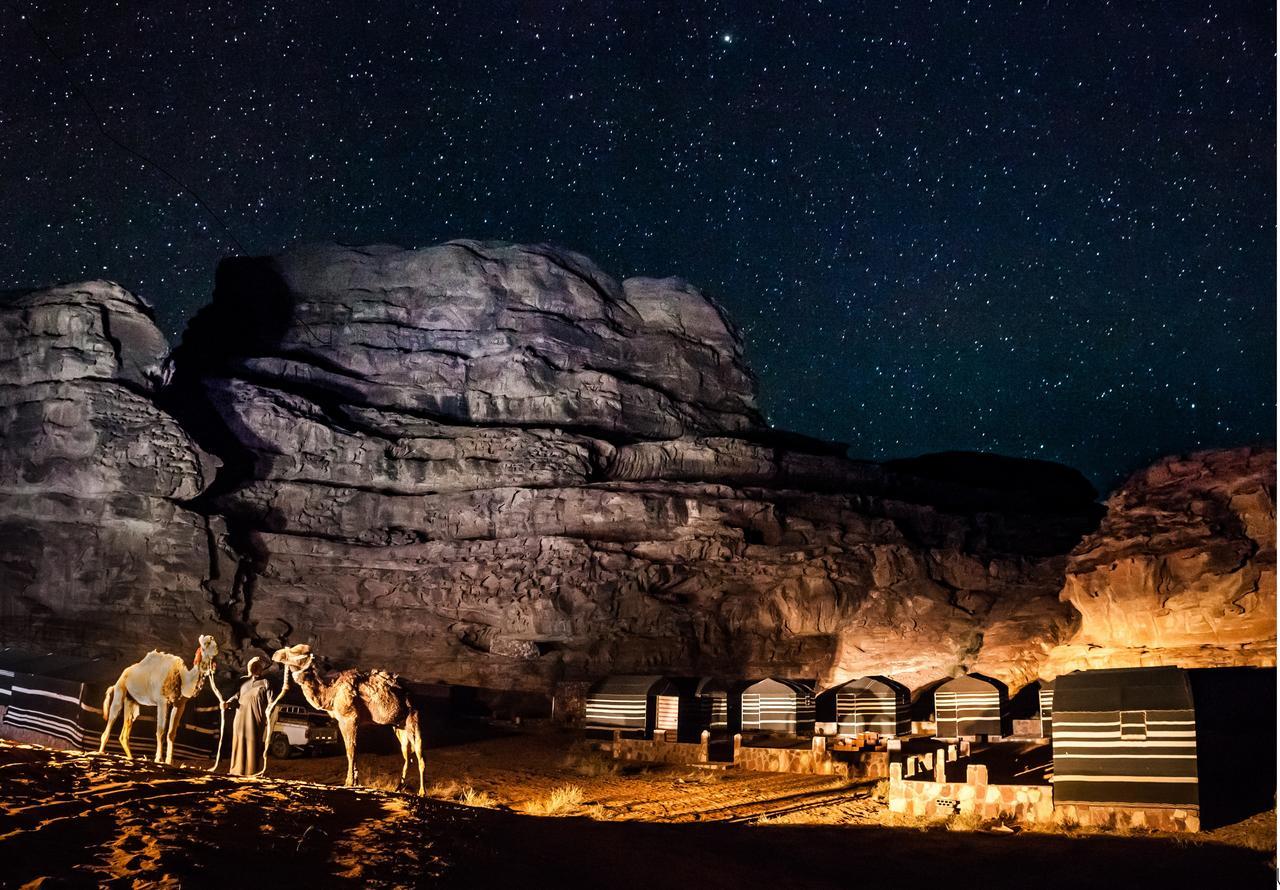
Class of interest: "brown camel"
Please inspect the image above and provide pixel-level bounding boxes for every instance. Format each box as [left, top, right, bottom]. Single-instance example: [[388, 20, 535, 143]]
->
[[99, 634, 219, 764], [271, 644, 425, 795]]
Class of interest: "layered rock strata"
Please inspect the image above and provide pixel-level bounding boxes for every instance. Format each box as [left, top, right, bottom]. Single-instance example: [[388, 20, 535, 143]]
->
[[0, 282, 234, 656], [1044, 446, 1275, 675], [2, 243, 1270, 703], [166, 242, 1101, 693]]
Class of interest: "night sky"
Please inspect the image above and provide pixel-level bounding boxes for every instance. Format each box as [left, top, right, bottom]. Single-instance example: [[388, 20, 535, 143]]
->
[[2, 2, 1274, 489]]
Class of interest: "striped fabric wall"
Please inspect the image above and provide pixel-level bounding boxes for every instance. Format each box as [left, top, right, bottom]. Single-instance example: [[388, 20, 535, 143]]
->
[[1040, 687, 1054, 737], [584, 693, 649, 730], [0, 667, 13, 705], [3, 674, 216, 760], [740, 682, 815, 734], [1052, 709, 1199, 807], [655, 695, 679, 732], [935, 687, 1003, 737], [705, 692, 728, 729], [835, 691, 910, 736]]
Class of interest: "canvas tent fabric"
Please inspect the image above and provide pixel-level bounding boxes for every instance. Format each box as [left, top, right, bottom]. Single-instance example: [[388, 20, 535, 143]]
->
[[1051, 667, 1198, 809], [584, 675, 672, 734], [1039, 679, 1055, 738], [827, 675, 911, 737], [695, 677, 730, 730], [934, 674, 1005, 738], [740, 678, 816, 734], [1, 653, 218, 759]]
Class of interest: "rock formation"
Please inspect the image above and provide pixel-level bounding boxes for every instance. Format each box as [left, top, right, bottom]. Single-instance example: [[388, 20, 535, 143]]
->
[[0, 282, 234, 655], [1044, 446, 1275, 675], [0, 242, 1270, 705]]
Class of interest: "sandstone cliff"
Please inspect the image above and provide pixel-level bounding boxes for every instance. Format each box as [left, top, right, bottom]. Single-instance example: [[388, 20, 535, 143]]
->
[[0, 282, 235, 654], [1, 243, 1271, 703], [161, 241, 1100, 694], [1044, 446, 1275, 675]]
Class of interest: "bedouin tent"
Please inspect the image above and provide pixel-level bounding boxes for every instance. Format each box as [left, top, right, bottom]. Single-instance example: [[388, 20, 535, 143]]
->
[[825, 675, 911, 737], [584, 675, 679, 737], [934, 674, 1006, 738], [1, 653, 218, 759], [1051, 667, 1198, 809], [695, 677, 731, 732], [1039, 678, 1056, 738], [0, 647, 45, 721], [740, 678, 816, 735]]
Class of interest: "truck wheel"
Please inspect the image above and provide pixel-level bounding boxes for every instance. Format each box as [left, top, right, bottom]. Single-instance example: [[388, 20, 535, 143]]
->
[[269, 734, 292, 759]]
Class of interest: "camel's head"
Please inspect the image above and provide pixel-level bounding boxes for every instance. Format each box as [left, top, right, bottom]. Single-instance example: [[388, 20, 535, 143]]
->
[[193, 634, 219, 671], [272, 643, 315, 674]]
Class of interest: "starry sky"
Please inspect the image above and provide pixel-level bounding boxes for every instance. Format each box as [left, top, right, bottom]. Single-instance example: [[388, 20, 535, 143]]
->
[[2, 1, 1274, 489]]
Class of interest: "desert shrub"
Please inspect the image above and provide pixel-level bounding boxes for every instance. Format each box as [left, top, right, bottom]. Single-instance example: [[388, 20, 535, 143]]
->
[[427, 780, 461, 800], [521, 784, 585, 816], [458, 785, 497, 808], [945, 810, 986, 832]]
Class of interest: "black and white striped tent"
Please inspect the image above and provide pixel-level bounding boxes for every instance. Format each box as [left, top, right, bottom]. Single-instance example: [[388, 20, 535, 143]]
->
[[825, 675, 911, 737], [934, 674, 1006, 738], [1039, 679, 1055, 738], [740, 678, 816, 735], [0, 654, 218, 760], [694, 677, 731, 732], [0, 647, 44, 720], [584, 675, 679, 737], [1051, 667, 1198, 809]]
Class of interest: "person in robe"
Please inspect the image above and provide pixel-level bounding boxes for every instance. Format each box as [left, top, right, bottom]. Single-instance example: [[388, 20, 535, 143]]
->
[[225, 656, 273, 776]]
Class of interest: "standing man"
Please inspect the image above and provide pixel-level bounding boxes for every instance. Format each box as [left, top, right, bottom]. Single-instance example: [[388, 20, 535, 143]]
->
[[226, 656, 273, 776]]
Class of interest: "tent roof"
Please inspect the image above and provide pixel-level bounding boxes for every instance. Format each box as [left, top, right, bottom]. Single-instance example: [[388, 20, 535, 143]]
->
[[936, 674, 1002, 695], [0, 647, 50, 673], [1054, 667, 1193, 712], [743, 678, 814, 697], [588, 675, 670, 696], [825, 675, 909, 696]]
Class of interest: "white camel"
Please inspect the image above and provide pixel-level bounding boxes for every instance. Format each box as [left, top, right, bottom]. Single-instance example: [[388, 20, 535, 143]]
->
[[98, 634, 219, 764]]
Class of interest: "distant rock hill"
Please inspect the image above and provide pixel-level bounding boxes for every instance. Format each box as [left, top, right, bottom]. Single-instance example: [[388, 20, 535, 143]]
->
[[1, 243, 1272, 699]]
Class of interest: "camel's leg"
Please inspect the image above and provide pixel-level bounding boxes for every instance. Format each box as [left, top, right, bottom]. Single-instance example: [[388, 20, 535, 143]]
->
[[153, 702, 168, 763], [98, 685, 122, 755], [119, 700, 140, 760], [339, 718, 358, 787], [408, 709, 425, 796], [394, 727, 410, 792], [166, 699, 188, 765]]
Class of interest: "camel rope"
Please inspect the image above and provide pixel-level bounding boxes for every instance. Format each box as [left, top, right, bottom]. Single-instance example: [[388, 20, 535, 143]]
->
[[254, 668, 291, 777], [205, 666, 226, 772]]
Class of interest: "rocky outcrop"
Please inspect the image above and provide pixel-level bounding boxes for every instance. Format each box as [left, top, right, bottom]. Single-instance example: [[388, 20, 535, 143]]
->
[[1044, 447, 1276, 675], [0, 282, 234, 656], [160, 242, 1101, 694], [3, 244, 1268, 704]]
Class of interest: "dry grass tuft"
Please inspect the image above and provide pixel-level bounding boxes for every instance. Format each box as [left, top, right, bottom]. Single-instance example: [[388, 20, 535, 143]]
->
[[945, 811, 986, 832], [458, 785, 498, 808], [520, 784, 585, 816], [427, 780, 461, 800], [560, 743, 620, 778]]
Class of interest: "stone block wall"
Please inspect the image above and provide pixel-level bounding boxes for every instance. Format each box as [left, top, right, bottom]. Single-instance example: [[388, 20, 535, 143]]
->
[[1055, 803, 1200, 833], [732, 734, 849, 777], [612, 730, 709, 765], [888, 763, 1054, 824]]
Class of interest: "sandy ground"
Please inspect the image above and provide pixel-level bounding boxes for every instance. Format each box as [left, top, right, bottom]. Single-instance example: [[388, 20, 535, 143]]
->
[[0, 733, 1274, 888]]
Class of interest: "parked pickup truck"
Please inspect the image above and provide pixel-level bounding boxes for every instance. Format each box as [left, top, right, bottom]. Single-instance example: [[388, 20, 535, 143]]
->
[[268, 703, 341, 758]]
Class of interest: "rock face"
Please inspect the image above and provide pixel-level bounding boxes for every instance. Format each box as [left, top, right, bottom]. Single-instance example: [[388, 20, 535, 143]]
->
[[160, 242, 1100, 694], [0, 282, 234, 656], [1, 243, 1269, 705], [1044, 447, 1276, 675]]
